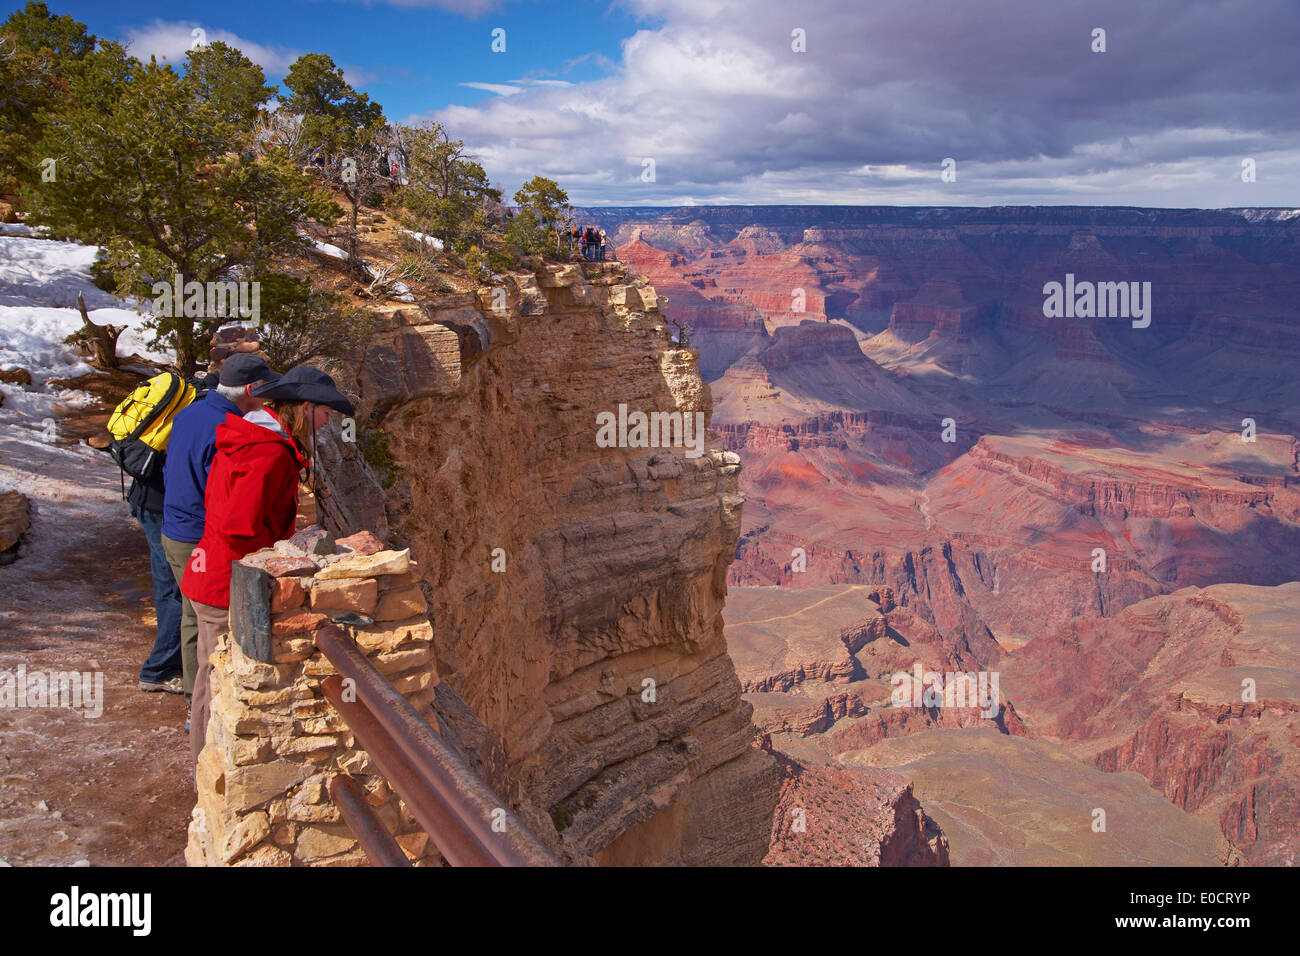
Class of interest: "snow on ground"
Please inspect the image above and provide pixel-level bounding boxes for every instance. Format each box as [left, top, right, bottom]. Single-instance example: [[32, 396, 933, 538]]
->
[[301, 233, 415, 301], [0, 424, 134, 573], [307, 238, 349, 260], [0, 234, 173, 438], [0, 234, 169, 381], [0, 377, 99, 430], [311, 228, 444, 257], [0, 230, 147, 658], [0, 233, 174, 522], [401, 228, 445, 251]]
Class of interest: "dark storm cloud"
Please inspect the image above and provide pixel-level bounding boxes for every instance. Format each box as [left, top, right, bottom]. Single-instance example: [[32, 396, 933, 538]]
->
[[430, 0, 1300, 204]]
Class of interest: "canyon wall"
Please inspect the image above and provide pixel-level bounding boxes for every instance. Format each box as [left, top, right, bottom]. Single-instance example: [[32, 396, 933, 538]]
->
[[324, 261, 780, 865]]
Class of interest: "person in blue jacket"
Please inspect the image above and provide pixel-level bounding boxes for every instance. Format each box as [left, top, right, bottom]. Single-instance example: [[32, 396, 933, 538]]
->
[[160, 353, 279, 711]]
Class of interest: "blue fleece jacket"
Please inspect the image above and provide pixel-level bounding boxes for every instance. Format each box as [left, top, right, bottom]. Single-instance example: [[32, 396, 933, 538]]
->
[[161, 389, 242, 543]]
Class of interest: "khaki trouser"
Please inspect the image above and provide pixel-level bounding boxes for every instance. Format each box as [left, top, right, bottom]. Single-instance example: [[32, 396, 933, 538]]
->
[[160, 534, 199, 700], [190, 599, 229, 769]]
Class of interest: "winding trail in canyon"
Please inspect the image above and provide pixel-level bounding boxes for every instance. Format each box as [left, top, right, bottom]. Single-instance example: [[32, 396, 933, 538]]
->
[[738, 585, 876, 626], [917, 488, 934, 531]]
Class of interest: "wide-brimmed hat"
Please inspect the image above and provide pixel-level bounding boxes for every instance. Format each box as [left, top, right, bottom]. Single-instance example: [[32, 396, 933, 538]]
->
[[252, 366, 355, 415]]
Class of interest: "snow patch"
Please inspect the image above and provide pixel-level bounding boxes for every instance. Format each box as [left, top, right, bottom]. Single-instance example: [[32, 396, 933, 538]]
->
[[0, 424, 139, 577], [306, 238, 350, 260], [1223, 207, 1300, 223], [0, 235, 170, 387], [302, 233, 417, 300], [401, 229, 445, 251], [0, 233, 153, 588], [300, 233, 418, 301]]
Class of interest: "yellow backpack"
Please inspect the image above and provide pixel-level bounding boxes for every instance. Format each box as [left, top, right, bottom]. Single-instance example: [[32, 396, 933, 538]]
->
[[106, 371, 197, 481]]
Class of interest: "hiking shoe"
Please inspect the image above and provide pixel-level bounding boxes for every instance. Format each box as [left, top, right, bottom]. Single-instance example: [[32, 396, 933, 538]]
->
[[139, 676, 184, 695]]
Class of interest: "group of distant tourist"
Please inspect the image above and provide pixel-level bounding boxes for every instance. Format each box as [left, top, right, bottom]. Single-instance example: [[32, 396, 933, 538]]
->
[[570, 225, 611, 261], [122, 352, 353, 771]]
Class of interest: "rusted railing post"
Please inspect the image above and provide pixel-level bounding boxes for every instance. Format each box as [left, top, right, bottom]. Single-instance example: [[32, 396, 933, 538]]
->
[[323, 676, 503, 866], [329, 773, 412, 868], [316, 625, 560, 867]]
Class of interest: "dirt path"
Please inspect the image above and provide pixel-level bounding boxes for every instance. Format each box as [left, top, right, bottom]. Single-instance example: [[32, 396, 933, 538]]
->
[[0, 408, 192, 866]]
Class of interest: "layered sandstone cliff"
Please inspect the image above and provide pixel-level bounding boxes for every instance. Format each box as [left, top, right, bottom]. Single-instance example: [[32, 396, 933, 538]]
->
[[321, 260, 780, 865]]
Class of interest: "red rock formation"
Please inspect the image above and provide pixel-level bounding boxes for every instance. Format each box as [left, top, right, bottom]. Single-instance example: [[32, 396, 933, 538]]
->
[[604, 205, 1300, 863], [762, 741, 949, 867]]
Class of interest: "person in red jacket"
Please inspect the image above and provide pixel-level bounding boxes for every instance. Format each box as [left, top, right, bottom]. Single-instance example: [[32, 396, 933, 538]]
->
[[182, 367, 354, 768]]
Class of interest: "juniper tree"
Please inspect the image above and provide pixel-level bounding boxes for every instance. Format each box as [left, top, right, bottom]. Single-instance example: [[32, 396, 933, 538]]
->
[[0, 2, 96, 193], [23, 43, 337, 374], [390, 120, 502, 250], [3, 1, 94, 59], [254, 273, 376, 371], [281, 53, 391, 267], [505, 176, 573, 258], [329, 117, 395, 270], [281, 52, 382, 158], [186, 40, 277, 134]]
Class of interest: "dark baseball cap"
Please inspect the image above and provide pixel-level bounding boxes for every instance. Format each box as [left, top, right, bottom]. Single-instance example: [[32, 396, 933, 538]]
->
[[219, 353, 280, 387]]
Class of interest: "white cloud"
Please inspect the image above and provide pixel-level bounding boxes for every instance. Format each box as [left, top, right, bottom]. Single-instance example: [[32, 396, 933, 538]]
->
[[121, 20, 302, 76], [461, 82, 526, 96], [121, 20, 381, 92], [459, 79, 575, 97]]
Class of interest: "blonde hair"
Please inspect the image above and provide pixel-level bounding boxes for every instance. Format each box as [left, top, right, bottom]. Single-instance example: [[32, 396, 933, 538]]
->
[[267, 400, 315, 479]]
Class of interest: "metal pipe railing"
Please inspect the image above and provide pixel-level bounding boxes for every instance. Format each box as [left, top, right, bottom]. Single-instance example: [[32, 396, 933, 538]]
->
[[322, 675, 503, 867], [315, 625, 560, 867], [328, 773, 412, 868]]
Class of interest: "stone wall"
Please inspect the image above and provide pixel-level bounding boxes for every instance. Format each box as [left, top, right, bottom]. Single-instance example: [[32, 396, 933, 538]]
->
[[186, 529, 445, 866]]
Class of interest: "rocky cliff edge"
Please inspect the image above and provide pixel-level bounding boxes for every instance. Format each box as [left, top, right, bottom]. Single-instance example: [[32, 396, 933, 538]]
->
[[317, 259, 780, 865]]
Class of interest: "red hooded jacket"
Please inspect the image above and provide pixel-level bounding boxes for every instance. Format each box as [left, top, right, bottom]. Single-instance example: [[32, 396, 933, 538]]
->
[[181, 411, 307, 607]]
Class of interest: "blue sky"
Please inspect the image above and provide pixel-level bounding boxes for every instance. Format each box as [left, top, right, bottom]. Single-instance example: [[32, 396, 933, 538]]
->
[[23, 0, 1300, 207], [49, 0, 648, 117]]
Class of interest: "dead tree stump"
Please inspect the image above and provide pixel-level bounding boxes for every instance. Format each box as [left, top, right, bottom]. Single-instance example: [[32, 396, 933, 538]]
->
[[71, 291, 124, 370]]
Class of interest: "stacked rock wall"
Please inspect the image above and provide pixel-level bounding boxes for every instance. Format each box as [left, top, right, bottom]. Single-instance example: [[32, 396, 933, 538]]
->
[[186, 530, 444, 866]]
